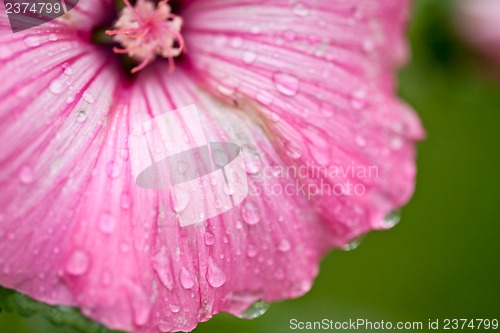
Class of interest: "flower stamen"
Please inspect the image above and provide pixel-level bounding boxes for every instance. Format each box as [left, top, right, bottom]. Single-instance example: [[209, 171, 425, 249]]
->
[[106, 0, 185, 73]]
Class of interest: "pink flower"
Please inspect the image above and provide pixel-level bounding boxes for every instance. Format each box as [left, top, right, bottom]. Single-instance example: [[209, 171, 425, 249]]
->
[[456, 0, 500, 63], [0, 0, 424, 332]]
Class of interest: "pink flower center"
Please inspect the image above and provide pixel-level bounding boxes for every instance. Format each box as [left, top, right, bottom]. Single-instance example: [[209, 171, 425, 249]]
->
[[106, 0, 184, 73]]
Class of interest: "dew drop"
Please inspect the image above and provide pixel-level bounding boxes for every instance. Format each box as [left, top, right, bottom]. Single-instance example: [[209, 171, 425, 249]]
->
[[242, 147, 262, 174], [66, 250, 90, 276], [342, 236, 364, 251], [99, 213, 116, 234], [179, 267, 195, 289], [49, 80, 64, 95], [274, 269, 285, 280], [121, 192, 131, 209], [237, 301, 270, 319], [383, 210, 401, 228], [390, 136, 404, 151], [246, 244, 258, 258], [76, 109, 87, 122], [217, 84, 235, 96], [224, 183, 235, 195], [171, 191, 191, 214], [83, 91, 95, 104], [48, 33, 58, 41], [273, 72, 300, 96], [243, 50, 257, 64], [278, 239, 291, 252], [292, 3, 310, 16], [291, 279, 313, 295], [207, 259, 226, 288], [250, 25, 261, 35], [63, 65, 73, 76], [242, 202, 261, 225], [362, 39, 375, 53], [170, 305, 180, 313], [204, 232, 215, 246], [19, 166, 34, 184], [355, 135, 367, 148], [106, 161, 121, 179], [230, 37, 243, 48], [351, 99, 365, 110], [212, 148, 229, 167]]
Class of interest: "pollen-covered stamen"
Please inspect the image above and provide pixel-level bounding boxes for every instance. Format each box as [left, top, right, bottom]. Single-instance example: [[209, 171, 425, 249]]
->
[[106, 0, 185, 73]]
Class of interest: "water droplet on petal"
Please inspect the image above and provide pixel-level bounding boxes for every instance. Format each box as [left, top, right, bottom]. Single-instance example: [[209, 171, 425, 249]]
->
[[48, 33, 58, 41], [350, 90, 367, 110], [49, 80, 64, 95], [243, 50, 257, 64], [224, 183, 235, 195], [246, 244, 258, 258], [355, 135, 367, 148], [217, 84, 235, 96], [342, 236, 364, 251], [23, 36, 40, 47], [121, 192, 131, 209], [292, 3, 310, 16], [291, 279, 313, 296], [99, 213, 116, 234], [171, 191, 191, 214], [242, 202, 261, 225], [207, 259, 226, 288], [273, 72, 300, 96], [83, 91, 95, 104], [278, 239, 291, 252], [242, 147, 262, 175], [250, 25, 261, 35], [19, 166, 34, 184], [101, 270, 113, 287], [66, 250, 90, 276], [382, 210, 401, 228], [106, 161, 121, 179], [204, 232, 215, 246], [77, 109, 87, 122], [63, 65, 73, 76], [237, 301, 270, 319], [274, 268, 285, 280], [170, 305, 180, 313], [390, 136, 404, 151], [179, 267, 195, 289]]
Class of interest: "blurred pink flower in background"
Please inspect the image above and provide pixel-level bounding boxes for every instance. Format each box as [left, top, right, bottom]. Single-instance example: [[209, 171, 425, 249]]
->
[[456, 0, 500, 63], [0, 0, 423, 332]]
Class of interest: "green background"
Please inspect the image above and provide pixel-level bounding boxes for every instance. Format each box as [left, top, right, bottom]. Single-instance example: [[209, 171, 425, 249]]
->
[[1, 0, 499, 332]]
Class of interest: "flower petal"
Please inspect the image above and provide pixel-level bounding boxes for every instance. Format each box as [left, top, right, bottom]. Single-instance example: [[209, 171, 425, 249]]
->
[[1, 58, 334, 332], [456, 0, 500, 62], [181, 0, 425, 245], [0, 1, 424, 332]]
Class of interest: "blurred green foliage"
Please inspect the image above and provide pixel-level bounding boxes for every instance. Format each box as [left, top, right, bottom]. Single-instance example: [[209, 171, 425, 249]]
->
[[2, 0, 499, 332]]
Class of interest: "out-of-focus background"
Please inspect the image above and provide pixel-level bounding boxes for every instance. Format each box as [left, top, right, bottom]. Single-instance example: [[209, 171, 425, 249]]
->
[[1, 0, 499, 332]]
